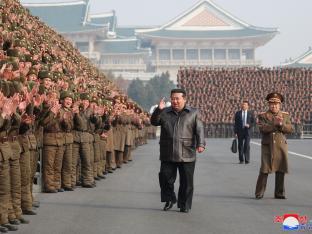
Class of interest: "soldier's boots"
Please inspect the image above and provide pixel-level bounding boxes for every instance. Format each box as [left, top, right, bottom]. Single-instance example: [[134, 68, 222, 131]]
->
[[107, 169, 113, 173], [32, 201, 40, 208], [1, 224, 18, 231], [9, 218, 29, 225], [9, 220, 20, 225], [22, 210, 37, 215], [82, 184, 93, 188], [18, 217, 30, 224], [0, 226, 8, 233], [63, 187, 74, 191], [45, 189, 58, 193]]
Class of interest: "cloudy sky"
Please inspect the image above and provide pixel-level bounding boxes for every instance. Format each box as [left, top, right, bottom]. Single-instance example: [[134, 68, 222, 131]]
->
[[21, 0, 312, 66]]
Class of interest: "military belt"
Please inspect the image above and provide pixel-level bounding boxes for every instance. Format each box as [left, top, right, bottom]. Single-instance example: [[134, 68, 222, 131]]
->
[[45, 131, 62, 133], [0, 136, 18, 143]]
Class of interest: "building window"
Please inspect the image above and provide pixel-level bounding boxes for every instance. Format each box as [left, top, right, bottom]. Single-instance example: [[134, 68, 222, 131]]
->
[[228, 49, 240, 60], [129, 57, 140, 64], [159, 49, 170, 60], [214, 49, 226, 60], [186, 49, 198, 60], [100, 57, 110, 64], [173, 49, 184, 60], [242, 49, 254, 60], [76, 42, 89, 52], [112, 59, 120, 64], [200, 49, 212, 60]]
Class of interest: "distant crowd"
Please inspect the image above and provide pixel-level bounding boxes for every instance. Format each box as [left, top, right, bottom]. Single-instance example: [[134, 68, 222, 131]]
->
[[178, 67, 312, 126]]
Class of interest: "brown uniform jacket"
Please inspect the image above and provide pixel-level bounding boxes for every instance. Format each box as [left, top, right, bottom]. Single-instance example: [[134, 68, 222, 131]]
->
[[73, 111, 89, 143], [0, 116, 13, 161], [40, 111, 65, 146], [258, 110, 293, 173], [60, 107, 74, 144]]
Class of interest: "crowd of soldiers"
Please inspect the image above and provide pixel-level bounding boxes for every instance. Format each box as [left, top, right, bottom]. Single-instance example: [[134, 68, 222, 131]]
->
[[178, 67, 312, 126], [0, 0, 157, 232]]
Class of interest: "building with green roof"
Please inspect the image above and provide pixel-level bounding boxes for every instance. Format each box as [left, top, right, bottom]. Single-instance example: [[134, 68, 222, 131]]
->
[[23, 0, 278, 82]]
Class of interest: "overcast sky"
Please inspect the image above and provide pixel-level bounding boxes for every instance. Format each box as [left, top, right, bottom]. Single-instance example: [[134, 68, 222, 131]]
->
[[21, 0, 312, 66]]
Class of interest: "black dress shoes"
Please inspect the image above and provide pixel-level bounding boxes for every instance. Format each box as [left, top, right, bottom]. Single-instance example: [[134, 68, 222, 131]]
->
[[275, 195, 286, 199], [180, 207, 190, 213], [255, 195, 263, 200], [58, 188, 65, 192], [163, 201, 176, 211]]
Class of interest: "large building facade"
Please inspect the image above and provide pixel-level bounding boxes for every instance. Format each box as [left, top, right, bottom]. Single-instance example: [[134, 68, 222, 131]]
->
[[23, 0, 278, 82]]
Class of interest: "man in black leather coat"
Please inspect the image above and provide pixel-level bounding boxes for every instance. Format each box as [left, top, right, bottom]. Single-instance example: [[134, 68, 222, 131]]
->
[[151, 88, 205, 213]]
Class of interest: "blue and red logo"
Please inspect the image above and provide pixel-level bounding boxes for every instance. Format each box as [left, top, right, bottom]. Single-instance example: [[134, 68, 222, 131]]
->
[[274, 213, 311, 231]]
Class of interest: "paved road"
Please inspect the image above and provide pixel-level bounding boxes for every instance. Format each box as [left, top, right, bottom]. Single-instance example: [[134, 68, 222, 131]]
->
[[17, 139, 312, 234]]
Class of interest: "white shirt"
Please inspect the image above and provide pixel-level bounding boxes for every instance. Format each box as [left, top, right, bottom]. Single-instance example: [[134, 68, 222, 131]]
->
[[242, 110, 247, 126]]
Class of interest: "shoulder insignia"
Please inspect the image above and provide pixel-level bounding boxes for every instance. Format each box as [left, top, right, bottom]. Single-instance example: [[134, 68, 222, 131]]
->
[[281, 111, 289, 115]]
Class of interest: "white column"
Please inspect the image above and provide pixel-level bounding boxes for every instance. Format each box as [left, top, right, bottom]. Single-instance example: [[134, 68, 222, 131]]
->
[[198, 48, 200, 65], [240, 48, 242, 66], [225, 48, 228, 66], [88, 38, 94, 54], [184, 48, 186, 66], [212, 48, 214, 67], [155, 48, 159, 70]]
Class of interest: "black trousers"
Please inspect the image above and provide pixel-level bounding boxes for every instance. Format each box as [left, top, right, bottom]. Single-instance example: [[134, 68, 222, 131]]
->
[[159, 161, 195, 209], [238, 133, 250, 162]]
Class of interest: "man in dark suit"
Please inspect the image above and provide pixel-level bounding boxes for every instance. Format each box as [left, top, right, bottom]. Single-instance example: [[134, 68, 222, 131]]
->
[[234, 100, 255, 164], [150, 89, 205, 213]]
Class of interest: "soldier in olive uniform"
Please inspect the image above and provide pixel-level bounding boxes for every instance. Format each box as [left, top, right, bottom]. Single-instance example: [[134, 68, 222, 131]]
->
[[255, 92, 294, 199], [40, 91, 65, 193], [59, 91, 75, 191], [89, 97, 103, 180], [72, 93, 94, 188], [113, 115, 126, 169], [0, 116, 19, 232], [22, 102, 39, 214], [99, 107, 111, 175], [123, 115, 133, 163], [104, 110, 115, 173], [6, 81, 32, 223]]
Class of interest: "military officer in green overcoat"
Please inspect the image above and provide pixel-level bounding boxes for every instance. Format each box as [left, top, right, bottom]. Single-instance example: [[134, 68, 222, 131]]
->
[[255, 92, 294, 199]]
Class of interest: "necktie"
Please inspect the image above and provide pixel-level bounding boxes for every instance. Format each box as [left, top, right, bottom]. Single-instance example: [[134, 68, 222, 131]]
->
[[242, 111, 246, 127]]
